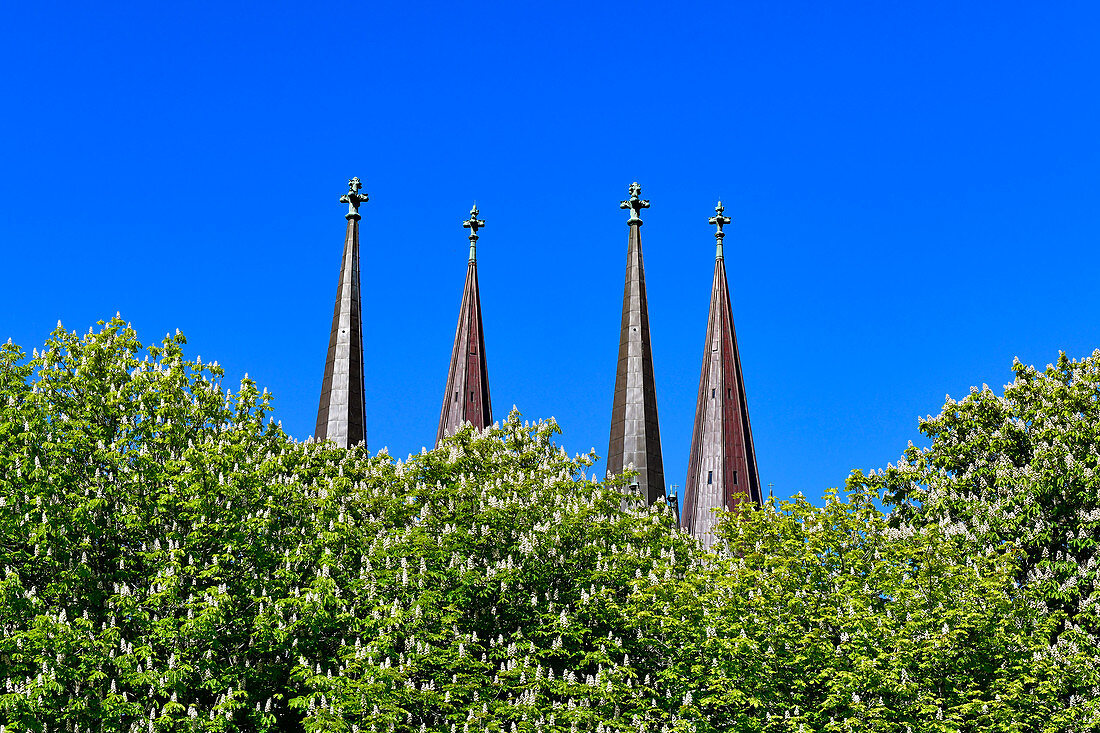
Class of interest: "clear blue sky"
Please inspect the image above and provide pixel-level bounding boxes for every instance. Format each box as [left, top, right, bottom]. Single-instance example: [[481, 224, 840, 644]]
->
[[2, 2, 1098, 506]]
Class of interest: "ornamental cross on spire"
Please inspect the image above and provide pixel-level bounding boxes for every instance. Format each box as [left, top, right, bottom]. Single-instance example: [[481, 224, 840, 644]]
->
[[463, 203, 485, 241], [463, 203, 485, 261], [340, 177, 369, 221], [620, 182, 650, 226], [709, 200, 732, 258]]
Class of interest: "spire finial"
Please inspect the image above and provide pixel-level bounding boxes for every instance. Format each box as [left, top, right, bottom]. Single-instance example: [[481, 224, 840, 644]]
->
[[462, 202, 486, 261], [620, 182, 650, 226], [708, 200, 731, 259], [340, 177, 369, 221]]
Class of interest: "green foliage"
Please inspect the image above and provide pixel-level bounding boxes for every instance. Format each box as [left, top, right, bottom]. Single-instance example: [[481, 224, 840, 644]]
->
[[0, 319, 702, 731], [0, 321, 1083, 731], [856, 351, 1100, 721], [0, 318, 325, 729], [692, 488, 1078, 731]]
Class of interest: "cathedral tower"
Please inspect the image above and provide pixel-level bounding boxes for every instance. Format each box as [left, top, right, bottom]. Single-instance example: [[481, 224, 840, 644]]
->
[[315, 177, 368, 448], [606, 182, 666, 504], [437, 204, 493, 444], [682, 201, 761, 547]]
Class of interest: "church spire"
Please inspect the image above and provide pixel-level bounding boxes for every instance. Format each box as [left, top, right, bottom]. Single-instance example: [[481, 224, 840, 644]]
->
[[607, 182, 666, 504], [315, 177, 368, 448], [436, 203, 492, 445], [682, 201, 762, 547]]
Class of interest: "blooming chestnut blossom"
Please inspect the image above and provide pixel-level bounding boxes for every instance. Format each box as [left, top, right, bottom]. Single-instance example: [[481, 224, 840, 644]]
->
[[0, 320, 1083, 731]]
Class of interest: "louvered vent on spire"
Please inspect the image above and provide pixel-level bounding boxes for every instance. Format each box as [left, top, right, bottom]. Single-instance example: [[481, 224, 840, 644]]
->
[[315, 177, 368, 448], [606, 182, 666, 505], [682, 201, 761, 547], [437, 204, 492, 445]]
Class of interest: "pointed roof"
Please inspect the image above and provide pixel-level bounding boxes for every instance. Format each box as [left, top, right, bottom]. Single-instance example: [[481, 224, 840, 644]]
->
[[607, 182, 666, 505], [315, 177, 368, 449], [437, 204, 492, 445], [682, 201, 761, 547]]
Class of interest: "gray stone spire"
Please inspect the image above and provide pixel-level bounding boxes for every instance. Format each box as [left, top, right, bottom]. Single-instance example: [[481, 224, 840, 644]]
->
[[437, 204, 492, 445], [315, 177, 368, 448], [682, 201, 762, 548], [607, 182, 666, 504]]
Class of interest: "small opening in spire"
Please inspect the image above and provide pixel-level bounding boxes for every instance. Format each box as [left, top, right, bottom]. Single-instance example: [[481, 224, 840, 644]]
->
[[727, 388, 732, 399], [711, 388, 715, 399], [454, 391, 458, 402], [732, 471, 738, 485], [707, 471, 713, 485]]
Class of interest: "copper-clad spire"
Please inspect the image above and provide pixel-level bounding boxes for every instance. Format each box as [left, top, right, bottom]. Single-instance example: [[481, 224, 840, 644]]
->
[[436, 203, 492, 445], [682, 201, 762, 546], [607, 182, 666, 504], [315, 177, 369, 448]]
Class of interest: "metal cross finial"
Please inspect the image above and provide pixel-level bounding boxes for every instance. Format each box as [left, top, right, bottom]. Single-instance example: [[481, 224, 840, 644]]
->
[[462, 203, 485, 261], [620, 182, 650, 226], [340, 177, 369, 221], [709, 200, 732, 258]]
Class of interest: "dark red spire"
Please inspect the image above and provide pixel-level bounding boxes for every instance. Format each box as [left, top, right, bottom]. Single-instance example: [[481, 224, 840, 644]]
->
[[437, 204, 492, 444], [315, 177, 368, 448], [682, 201, 761, 546], [607, 182, 666, 505]]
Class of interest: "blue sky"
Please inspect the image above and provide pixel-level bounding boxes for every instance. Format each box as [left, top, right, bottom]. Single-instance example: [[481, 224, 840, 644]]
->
[[2, 2, 1098, 506]]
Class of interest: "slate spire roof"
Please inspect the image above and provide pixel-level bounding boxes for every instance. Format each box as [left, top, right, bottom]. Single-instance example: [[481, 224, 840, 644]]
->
[[436, 204, 492, 445], [606, 182, 666, 505], [315, 177, 368, 448], [682, 201, 762, 546]]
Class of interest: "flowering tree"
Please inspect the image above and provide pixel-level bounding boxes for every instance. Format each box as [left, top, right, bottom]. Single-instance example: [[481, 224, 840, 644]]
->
[[0, 318, 332, 729], [855, 351, 1100, 723], [0, 319, 704, 732], [689, 488, 1080, 731], [0, 320, 1083, 732]]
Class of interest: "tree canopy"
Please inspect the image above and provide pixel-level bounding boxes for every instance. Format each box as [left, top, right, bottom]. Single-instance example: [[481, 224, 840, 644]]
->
[[856, 351, 1100, 723], [0, 320, 1092, 732]]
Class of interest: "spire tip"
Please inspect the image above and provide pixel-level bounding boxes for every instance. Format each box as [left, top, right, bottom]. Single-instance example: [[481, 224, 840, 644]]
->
[[462, 204, 486, 260], [340, 177, 368, 220], [620, 182, 650, 226], [708, 200, 731, 257]]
